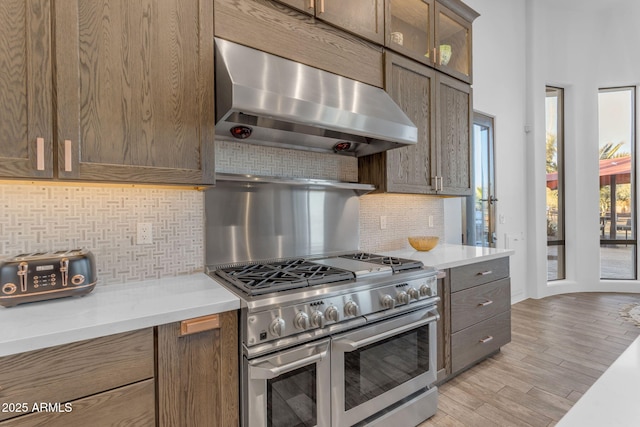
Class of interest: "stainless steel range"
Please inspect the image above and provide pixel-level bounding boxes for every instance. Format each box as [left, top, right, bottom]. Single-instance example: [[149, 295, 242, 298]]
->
[[206, 175, 440, 427]]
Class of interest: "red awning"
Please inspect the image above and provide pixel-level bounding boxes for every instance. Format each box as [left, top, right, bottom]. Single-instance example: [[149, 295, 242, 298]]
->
[[546, 156, 631, 190]]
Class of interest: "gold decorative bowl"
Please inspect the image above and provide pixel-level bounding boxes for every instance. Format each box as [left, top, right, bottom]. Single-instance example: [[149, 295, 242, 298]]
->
[[408, 236, 439, 251]]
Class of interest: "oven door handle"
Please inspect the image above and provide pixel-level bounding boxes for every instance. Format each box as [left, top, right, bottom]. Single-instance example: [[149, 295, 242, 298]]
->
[[249, 347, 328, 380], [333, 311, 440, 352]]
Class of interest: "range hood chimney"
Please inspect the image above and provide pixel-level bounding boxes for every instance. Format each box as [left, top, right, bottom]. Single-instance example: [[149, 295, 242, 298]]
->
[[214, 38, 417, 157]]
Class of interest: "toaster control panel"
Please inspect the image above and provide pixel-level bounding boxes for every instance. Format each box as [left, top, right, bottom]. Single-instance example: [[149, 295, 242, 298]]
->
[[0, 250, 97, 307]]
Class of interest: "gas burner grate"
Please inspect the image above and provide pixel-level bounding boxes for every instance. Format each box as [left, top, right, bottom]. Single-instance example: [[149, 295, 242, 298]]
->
[[215, 259, 355, 296], [339, 253, 424, 272]]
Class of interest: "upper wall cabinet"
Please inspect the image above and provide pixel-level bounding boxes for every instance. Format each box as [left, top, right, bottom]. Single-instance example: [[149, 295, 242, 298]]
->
[[358, 53, 472, 196], [359, 53, 436, 194], [435, 1, 474, 83], [435, 72, 472, 195], [277, 0, 385, 44], [214, 0, 384, 88], [54, 0, 215, 184], [0, 0, 54, 179], [386, 0, 435, 67], [385, 0, 478, 83]]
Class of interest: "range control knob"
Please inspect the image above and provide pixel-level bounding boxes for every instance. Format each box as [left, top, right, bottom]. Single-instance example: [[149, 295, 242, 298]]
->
[[294, 312, 310, 330], [381, 294, 396, 310], [311, 310, 325, 328], [344, 301, 359, 317], [325, 305, 339, 322], [419, 284, 433, 297], [396, 291, 410, 305], [407, 287, 420, 301], [270, 317, 286, 337]]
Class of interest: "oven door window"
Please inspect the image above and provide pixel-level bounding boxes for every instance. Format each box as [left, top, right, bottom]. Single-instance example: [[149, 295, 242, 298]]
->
[[267, 364, 317, 427], [247, 338, 331, 427], [331, 308, 438, 427], [343, 327, 430, 411]]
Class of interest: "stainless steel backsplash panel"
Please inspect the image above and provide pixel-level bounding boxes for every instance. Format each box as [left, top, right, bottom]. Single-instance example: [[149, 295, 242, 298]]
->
[[205, 178, 361, 267]]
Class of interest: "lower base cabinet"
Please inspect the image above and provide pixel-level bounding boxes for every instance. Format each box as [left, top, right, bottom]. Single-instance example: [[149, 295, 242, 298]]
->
[[0, 310, 239, 427], [157, 310, 239, 427], [438, 256, 512, 382], [0, 380, 155, 427], [0, 329, 155, 426]]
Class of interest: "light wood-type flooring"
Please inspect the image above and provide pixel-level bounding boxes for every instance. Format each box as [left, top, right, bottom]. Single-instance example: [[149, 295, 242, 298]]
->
[[419, 292, 640, 427]]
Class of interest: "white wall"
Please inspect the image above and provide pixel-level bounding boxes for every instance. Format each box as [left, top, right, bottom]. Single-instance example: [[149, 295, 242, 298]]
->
[[455, 0, 640, 301], [454, 0, 529, 302], [528, 0, 640, 296]]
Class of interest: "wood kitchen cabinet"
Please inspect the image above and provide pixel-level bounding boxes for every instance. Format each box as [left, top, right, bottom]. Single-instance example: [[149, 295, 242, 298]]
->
[[54, 0, 215, 184], [385, 0, 477, 84], [359, 52, 472, 196], [276, 0, 384, 44], [0, 0, 214, 185], [214, 0, 384, 88], [359, 52, 436, 194], [0, 329, 155, 426], [156, 310, 239, 427], [448, 257, 511, 375], [0, 0, 53, 179], [435, 72, 472, 195]]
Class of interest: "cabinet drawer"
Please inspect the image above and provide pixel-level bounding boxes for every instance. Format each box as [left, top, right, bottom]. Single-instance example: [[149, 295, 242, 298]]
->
[[0, 329, 154, 422], [451, 278, 510, 333], [450, 257, 509, 292], [451, 311, 511, 373], [0, 379, 155, 427]]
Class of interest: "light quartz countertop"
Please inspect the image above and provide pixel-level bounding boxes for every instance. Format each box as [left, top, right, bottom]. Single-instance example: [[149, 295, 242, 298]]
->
[[381, 243, 514, 270], [557, 334, 640, 426], [0, 273, 239, 357]]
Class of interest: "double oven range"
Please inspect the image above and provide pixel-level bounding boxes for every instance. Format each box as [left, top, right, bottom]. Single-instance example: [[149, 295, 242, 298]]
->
[[206, 176, 440, 427]]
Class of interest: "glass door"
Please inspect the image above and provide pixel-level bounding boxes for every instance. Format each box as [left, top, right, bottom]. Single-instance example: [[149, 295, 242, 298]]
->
[[464, 112, 496, 247]]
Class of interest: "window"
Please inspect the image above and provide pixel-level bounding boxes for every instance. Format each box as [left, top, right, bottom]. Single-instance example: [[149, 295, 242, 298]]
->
[[598, 87, 636, 280], [545, 87, 565, 281]]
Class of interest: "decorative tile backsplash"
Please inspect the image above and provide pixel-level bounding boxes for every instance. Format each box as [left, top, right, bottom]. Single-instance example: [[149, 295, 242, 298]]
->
[[0, 142, 444, 285], [215, 141, 358, 181], [0, 184, 204, 284], [359, 194, 444, 252]]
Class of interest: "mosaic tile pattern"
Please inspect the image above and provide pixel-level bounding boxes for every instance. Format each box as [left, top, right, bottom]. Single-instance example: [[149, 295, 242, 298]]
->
[[359, 194, 445, 252], [0, 144, 444, 285], [0, 185, 204, 285], [215, 140, 358, 182]]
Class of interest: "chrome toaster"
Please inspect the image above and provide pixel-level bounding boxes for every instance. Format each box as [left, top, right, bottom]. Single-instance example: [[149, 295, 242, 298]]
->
[[0, 250, 97, 307]]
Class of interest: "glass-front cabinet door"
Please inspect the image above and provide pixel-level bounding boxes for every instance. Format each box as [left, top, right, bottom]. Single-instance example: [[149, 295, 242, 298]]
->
[[435, 2, 472, 83], [386, 0, 435, 66]]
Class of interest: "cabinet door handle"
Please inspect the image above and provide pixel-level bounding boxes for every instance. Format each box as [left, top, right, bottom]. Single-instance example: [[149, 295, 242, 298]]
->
[[479, 335, 494, 344], [180, 314, 220, 336], [478, 270, 493, 276], [36, 137, 45, 170], [64, 140, 73, 172], [478, 300, 493, 307], [319, 0, 324, 14], [309, 0, 314, 9]]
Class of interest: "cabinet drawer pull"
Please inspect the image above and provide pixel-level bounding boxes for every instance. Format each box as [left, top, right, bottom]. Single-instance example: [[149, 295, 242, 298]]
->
[[479, 335, 494, 344], [180, 314, 220, 336], [478, 270, 493, 276], [478, 300, 493, 307], [36, 137, 45, 170], [64, 140, 73, 172]]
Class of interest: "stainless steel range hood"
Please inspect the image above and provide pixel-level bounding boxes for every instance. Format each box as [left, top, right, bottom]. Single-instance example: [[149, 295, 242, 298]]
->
[[215, 38, 417, 157]]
